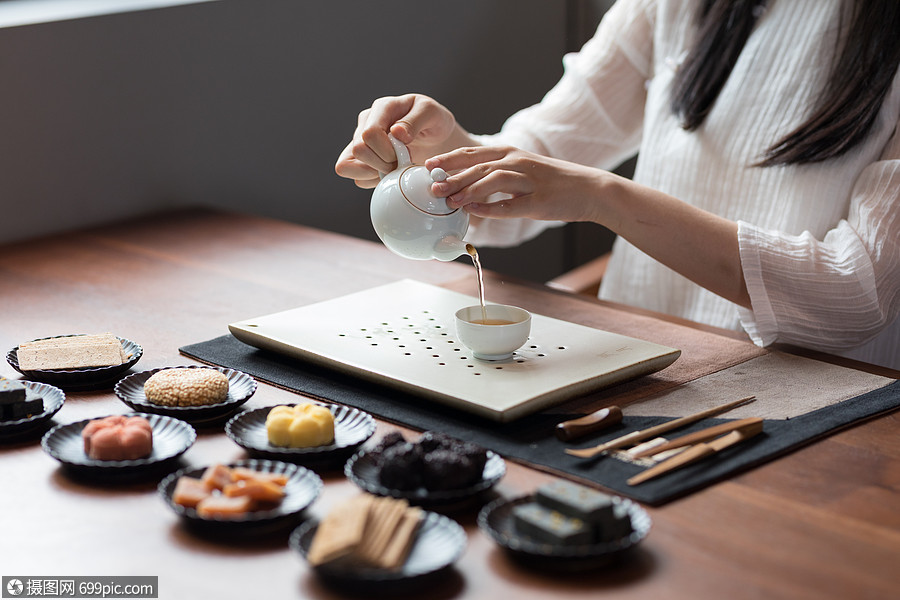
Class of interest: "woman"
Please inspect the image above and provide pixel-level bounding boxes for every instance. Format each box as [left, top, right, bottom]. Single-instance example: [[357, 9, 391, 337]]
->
[[335, 0, 900, 370]]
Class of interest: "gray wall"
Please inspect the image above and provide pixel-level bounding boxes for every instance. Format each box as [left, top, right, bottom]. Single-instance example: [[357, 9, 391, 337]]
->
[[0, 0, 617, 282]]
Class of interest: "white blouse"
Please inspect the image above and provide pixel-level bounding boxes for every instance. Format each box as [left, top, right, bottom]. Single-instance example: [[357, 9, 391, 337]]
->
[[467, 0, 900, 370]]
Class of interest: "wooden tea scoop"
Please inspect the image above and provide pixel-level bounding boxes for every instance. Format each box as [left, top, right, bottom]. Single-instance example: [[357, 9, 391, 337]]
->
[[564, 396, 756, 459], [555, 406, 623, 441], [628, 417, 764, 459], [627, 419, 764, 485]]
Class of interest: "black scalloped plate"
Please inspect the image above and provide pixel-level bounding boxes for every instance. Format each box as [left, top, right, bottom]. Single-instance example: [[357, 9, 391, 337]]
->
[[114, 366, 257, 424], [41, 413, 196, 475], [225, 404, 376, 467], [158, 459, 322, 531], [290, 509, 466, 585], [7, 335, 143, 391], [0, 381, 65, 436], [477, 494, 652, 571], [345, 448, 505, 509]]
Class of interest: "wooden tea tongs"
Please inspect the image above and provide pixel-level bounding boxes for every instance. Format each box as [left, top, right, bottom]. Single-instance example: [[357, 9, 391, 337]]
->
[[628, 416, 764, 459], [627, 418, 764, 485], [564, 396, 756, 459]]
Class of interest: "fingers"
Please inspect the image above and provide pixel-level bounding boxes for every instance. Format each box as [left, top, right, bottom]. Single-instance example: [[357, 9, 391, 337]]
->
[[359, 129, 397, 172], [426, 146, 511, 173], [335, 140, 385, 182], [446, 170, 533, 210], [427, 146, 534, 208], [334, 140, 380, 188], [353, 176, 380, 190], [334, 96, 415, 178], [336, 94, 456, 184], [464, 195, 537, 220], [367, 94, 417, 134], [389, 119, 415, 143], [363, 94, 453, 160], [335, 99, 410, 180], [425, 146, 594, 221], [388, 98, 441, 144], [361, 95, 419, 163]]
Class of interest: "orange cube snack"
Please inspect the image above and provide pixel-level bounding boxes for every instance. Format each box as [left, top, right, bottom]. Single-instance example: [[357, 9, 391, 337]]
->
[[223, 478, 285, 503], [200, 464, 233, 491], [231, 467, 289, 486], [196, 494, 254, 518], [171, 476, 212, 509]]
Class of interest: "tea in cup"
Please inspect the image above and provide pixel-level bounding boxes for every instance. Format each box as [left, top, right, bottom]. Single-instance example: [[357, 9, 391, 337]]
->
[[455, 304, 532, 360]]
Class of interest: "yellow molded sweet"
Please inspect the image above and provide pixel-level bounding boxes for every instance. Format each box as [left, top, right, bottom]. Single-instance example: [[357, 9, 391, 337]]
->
[[266, 403, 335, 448]]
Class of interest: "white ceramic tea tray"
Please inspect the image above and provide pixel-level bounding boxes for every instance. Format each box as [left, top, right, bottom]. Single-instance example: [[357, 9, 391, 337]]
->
[[228, 280, 680, 422]]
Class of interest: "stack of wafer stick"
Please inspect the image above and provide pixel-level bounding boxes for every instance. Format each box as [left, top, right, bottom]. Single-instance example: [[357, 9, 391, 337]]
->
[[307, 494, 423, 570]]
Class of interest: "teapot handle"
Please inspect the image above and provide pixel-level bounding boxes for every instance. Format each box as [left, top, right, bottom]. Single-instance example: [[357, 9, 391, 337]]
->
[[378, 134, 413, 180]]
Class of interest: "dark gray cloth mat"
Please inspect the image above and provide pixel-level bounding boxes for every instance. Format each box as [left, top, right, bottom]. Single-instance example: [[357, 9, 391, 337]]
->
[[181, 335, 900, 505]]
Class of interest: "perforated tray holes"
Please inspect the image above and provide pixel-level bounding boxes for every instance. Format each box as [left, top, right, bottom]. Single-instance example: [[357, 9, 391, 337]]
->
[[336, 310, 562, 376]]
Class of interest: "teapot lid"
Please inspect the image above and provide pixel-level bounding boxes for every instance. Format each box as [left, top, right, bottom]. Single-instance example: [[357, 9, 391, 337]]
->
[[399, 166, 456, 216]]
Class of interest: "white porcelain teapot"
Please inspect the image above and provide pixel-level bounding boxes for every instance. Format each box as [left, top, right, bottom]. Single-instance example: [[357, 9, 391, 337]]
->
[[370, 135, 471, 261]]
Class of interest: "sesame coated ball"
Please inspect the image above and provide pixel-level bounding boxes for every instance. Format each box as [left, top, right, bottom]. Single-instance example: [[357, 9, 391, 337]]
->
[[143, 368, 229, 406]]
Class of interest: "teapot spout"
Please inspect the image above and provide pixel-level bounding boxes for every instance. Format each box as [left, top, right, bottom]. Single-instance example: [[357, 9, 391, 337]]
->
[[433, 236, 473, 262]]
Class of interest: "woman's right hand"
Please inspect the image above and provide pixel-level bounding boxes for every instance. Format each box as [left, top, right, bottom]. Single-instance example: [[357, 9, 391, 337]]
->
[[334, 93, 469, 189]]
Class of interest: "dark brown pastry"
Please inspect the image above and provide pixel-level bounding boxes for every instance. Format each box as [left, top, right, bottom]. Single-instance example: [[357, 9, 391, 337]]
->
[[375, 431, 489, 492], [377, 442, 424, 490], [421, 449, 482, 490], [417, 431, 456, 453], [375, 431, 407, 452], [455, 440, 488, 474]]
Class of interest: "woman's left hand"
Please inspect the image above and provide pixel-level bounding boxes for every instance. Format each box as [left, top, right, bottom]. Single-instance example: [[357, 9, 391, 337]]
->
[[425, 146, 608, 224], [427, 145, 751, 308]]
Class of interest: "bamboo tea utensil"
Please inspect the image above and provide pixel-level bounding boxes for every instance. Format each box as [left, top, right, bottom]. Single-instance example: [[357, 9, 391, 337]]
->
[[564, 396, 756, 459], [629, 417, 764, 459], [627, 419, 764, 485]]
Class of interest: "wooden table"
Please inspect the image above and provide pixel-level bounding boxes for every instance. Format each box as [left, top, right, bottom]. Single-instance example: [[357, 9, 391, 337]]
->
[[1, 208, 897, 600]]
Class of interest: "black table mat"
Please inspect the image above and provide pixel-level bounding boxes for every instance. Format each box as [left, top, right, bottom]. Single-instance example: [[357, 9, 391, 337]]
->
[[181, 335, 900, 505]]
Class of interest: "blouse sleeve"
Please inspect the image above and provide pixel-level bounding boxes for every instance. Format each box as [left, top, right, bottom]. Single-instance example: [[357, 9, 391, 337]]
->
[[737, 122, 900, 353], [465, 0, 657, 248]]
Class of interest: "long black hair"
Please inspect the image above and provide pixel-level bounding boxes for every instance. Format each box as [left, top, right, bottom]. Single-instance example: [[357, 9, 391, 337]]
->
[[670, 0, 900, 166]]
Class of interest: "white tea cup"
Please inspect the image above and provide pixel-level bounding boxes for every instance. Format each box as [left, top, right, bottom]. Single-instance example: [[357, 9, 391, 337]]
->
[[455, 304, 532, 360]]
